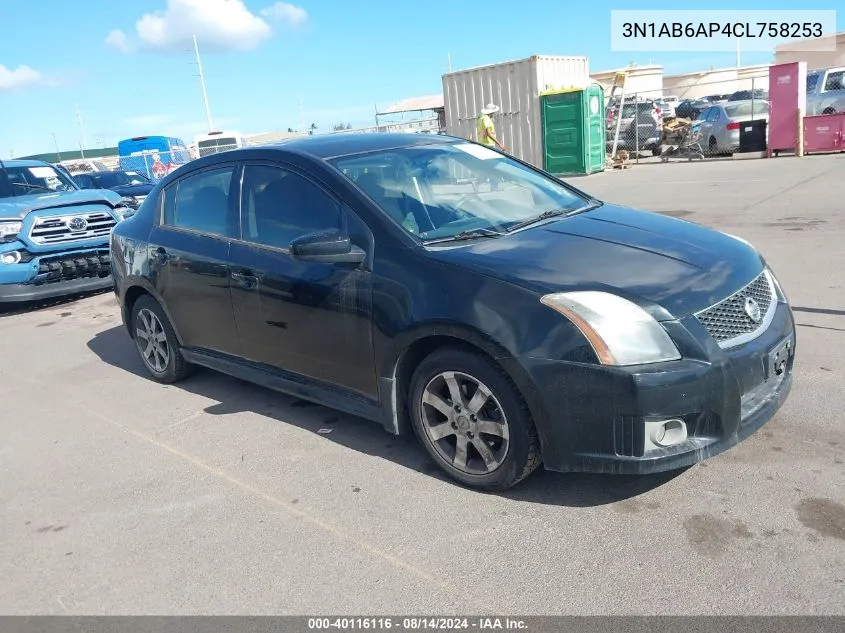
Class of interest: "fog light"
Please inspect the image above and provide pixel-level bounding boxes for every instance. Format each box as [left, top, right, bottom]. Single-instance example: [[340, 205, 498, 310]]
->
[[650, 419, 687, 447], [1, 251, 21, 265]]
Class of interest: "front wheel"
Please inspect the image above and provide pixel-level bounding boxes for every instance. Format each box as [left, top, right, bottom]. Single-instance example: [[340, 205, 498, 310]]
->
[[408, 348, 542, 490]]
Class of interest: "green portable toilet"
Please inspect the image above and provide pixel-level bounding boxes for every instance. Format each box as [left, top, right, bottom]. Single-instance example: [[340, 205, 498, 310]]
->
[[541, 83, 606, 176]]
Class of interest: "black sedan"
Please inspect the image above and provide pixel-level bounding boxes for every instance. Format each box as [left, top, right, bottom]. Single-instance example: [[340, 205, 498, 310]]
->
[[109, 133, 796, 490], [73, 170, 154, 210]]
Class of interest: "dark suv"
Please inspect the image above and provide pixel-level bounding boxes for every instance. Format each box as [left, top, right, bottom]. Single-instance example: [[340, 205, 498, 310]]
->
[[110, 133, 795, 490], [606, 101, 663, 154]]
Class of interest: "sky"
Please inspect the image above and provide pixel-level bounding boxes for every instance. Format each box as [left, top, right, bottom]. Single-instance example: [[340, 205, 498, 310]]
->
[[1, 0, 842, 157]]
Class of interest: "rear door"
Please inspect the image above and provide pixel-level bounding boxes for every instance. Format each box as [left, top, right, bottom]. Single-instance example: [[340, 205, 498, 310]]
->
[[227, 161, 377, 399], [147, 163, 243, 357]]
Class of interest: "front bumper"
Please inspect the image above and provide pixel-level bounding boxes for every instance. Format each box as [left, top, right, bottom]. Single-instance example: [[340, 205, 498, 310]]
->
[[0, 248, 112, 304], [520, 301, 796, 474]]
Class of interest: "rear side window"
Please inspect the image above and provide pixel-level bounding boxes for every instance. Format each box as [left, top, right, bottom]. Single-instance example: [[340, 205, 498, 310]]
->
[[164, 166, 236, 238], [823, 70, 845, 91], [807, 74, 820, 92]]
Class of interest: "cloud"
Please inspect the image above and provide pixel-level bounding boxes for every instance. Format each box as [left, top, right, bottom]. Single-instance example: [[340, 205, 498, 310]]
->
[[0, 64, 44, 91], [260, 2, 308, 26], [106, 0, 307, 54], [105, 29, 133, 54]]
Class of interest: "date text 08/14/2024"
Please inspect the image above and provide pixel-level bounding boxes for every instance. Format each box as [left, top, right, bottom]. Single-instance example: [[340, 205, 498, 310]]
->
[[621, 22, 824, 39]]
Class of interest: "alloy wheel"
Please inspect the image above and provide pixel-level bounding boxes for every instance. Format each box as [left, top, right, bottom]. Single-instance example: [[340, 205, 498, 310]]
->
[[420, 371, 510, 475], [135, 308, 170, 373]]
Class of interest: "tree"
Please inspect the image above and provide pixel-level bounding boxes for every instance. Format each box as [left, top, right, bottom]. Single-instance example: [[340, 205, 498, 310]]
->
[[333, 123, 346, 131], [309, 123, 317, 136], [287, 127, 295, 133]]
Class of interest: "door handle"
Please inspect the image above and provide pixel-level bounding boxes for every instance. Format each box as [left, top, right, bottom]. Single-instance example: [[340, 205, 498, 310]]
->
[[231, 269, 259, 289]]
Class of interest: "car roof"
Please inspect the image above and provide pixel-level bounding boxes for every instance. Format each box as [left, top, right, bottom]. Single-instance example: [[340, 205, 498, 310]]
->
[[259, 132, 464, 160]]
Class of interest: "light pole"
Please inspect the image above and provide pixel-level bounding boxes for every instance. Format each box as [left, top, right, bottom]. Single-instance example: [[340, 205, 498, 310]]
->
[[193, 34, 214, 132], [76, 102, 88, 157], [51, 133, 62, 162]]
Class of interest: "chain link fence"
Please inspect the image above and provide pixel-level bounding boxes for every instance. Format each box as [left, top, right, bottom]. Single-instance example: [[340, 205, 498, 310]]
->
[[606, 75, 770, 163]]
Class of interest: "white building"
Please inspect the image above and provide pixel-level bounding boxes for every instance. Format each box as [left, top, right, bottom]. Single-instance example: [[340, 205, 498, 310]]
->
[[663, 64, 770, 100], [590, 64, 664, 100], [774, 32, 845, 70]]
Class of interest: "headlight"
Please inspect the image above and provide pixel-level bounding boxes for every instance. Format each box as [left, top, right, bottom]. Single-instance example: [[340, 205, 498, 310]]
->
[[0, 221, 23, 243], [540, 291, 682, 366]]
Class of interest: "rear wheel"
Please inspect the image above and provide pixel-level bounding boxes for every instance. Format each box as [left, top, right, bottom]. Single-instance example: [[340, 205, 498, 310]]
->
[[708, 136, 718, 156], [408, 348, 541, 490], [131, 294, 192, 384]]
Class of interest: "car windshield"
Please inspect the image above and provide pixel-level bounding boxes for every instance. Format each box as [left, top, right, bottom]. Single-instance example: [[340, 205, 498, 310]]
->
[[330, 142, 591, 241], [0, 164, 78, 198], [92, 171, 147, 188], [725, 102, 770, 118], [621, 103, 652, 117]]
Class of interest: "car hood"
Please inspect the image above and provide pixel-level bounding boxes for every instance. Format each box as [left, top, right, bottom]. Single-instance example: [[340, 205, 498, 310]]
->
[[109, 183, 154, 197], [426, 203, 766, 319], [0, 189, 123, 220]]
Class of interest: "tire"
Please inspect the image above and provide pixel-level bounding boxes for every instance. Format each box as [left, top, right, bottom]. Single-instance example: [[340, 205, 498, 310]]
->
[[130, 294, 193, 384], [408, 347, 542, 490], [651, 145, 663, 157], [708, 137, 718, 156]]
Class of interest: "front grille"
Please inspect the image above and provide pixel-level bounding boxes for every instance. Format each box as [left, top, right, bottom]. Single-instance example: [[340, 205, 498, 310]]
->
[[695, 270, 775, 347], [29, 249, 111, 285], [29, 211, 117, 245]]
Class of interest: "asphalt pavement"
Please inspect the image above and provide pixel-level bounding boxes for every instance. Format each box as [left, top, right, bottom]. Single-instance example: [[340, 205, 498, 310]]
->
[[1, 153, 843, 615]]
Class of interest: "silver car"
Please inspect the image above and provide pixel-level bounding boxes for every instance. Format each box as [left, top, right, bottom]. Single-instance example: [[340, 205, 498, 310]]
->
[[806, 66, 845, 115], [696, 100, 769, 155]]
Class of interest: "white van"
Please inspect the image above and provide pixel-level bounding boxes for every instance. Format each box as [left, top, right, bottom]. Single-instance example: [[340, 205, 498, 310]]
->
[[194, 130, 246, 157]]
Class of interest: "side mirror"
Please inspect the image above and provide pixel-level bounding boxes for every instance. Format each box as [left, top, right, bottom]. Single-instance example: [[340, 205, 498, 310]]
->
[[290, 230, 366, 265]]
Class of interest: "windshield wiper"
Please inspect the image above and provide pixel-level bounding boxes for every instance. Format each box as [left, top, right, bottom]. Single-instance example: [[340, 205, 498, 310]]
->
[[12, 182, 53, 192], [423, 227, 505, 245], [506, 200, 603, 233], [505, 208, 568, 233]]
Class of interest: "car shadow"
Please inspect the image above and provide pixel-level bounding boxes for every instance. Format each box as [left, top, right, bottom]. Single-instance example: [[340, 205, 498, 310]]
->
[[87, 324, 687, 507], [0, 288, 111, 319]]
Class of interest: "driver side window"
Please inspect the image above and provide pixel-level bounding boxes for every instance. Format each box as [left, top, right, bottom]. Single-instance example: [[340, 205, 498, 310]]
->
[[241, 165, 343, 250]]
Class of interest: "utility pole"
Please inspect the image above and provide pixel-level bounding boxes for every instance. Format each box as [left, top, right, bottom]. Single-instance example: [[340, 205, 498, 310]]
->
[[736, 38, 741, 68], [75, 102, 88, 157], [193, 34, 214, 132], [51, 133, 62, 162]]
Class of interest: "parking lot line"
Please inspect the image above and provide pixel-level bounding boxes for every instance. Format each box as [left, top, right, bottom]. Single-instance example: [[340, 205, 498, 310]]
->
[[4, 371, 456, 596]]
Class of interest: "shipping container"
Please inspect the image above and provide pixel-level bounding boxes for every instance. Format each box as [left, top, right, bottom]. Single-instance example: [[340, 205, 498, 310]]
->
[[442, 55, 591, 169]]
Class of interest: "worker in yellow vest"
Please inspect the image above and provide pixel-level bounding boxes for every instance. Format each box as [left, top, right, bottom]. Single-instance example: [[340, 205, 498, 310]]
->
[[476, 103, 506, 150]]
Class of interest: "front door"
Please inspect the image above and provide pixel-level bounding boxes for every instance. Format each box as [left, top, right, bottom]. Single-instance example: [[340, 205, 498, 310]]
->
[[148, 164, 242, 356], [228, 162, 377, 399]]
